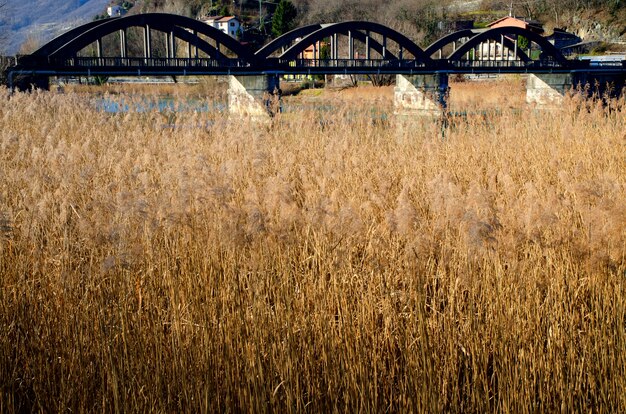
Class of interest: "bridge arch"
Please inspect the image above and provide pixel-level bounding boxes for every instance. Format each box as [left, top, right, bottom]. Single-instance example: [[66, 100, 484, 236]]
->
[[278, 21, 433, 65], [255, 24, 322, 59], [41, 13, 255, 63], [425, 28, 530, 62], [447, 26, 566, 65], [32, 18, 118, 57], [424, 29, 481, 59], [257, 23, 398, 60]]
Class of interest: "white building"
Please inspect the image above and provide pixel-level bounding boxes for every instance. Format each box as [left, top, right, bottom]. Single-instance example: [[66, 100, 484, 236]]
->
[[202, 16, 241, 38], [107, 6, 126, 17]]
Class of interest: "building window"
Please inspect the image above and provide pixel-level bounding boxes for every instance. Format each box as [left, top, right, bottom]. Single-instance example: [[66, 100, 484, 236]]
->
[[230, 22, 235, 27]]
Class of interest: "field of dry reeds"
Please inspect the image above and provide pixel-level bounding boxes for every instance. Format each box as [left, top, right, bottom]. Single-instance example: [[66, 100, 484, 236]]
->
[[0, 81, 625, 412]]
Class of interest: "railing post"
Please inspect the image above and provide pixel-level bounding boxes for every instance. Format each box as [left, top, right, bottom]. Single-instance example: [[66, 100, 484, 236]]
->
[[326, 35, 330, 61], [348, 30, 354, 60], [382, 35, 387, 59], [144, 25, 152, 63], [170, 31, 176, 59], [120, 29, 127, 59]]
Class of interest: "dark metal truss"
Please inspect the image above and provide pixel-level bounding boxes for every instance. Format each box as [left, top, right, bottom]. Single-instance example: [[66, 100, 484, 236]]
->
[[8, 13, 621, 78]]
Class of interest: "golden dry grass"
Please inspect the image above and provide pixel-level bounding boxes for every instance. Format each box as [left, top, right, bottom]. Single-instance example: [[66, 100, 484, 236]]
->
[[0, 84, 625, 412], [448, 77, 528, 110]]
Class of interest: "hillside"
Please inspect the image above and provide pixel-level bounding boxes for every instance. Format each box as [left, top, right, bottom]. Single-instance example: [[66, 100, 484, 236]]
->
[[133, 0, 626, 46], [0, 0, 110, 54], [1, 0, 625, 55]]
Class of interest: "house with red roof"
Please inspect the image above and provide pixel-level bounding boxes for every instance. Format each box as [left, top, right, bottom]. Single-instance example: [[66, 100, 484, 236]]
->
[[202, 16, 242, 38]]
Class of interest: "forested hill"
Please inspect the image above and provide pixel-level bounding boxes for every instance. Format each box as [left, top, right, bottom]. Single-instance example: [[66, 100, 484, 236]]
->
[[134, 0, 626, 45]]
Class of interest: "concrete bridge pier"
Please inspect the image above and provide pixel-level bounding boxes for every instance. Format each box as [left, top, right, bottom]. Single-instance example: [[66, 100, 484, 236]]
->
[[394, 74, 449, 119], [526, 72, 626, 108], [526, 73, 573, 108], [228, 74, 281, 121]]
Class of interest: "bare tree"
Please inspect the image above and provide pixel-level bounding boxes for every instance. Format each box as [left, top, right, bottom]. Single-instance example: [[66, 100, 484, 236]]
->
[[366, 74, 394, 87], [17, 34, 41, 54]]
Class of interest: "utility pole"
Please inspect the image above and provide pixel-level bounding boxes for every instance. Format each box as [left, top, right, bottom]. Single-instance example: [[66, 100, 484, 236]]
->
[[259, 0, 263, 31], [509, 1, 513, 17]]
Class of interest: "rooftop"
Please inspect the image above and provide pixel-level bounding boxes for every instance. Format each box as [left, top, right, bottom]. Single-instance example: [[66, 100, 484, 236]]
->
[[204, 15, 239, 23], [488, 16, 544, 33]]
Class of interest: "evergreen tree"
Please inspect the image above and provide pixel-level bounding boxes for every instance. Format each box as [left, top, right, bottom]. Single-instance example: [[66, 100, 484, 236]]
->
[[271, 0, 297, 38]]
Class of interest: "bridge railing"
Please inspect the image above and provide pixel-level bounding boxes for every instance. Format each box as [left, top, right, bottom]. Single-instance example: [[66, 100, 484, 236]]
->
[[581, 59, 626, 68], [277, 58, 429, 68], [59, 57, 250, 68], [447, 59, 566, 68]]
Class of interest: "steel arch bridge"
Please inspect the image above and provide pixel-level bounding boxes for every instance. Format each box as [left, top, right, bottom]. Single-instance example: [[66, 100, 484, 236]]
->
[[4, 12, 625, 87]]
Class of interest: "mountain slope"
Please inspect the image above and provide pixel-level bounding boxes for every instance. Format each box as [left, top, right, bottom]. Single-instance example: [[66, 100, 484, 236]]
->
[[1, 0, 110, 54]]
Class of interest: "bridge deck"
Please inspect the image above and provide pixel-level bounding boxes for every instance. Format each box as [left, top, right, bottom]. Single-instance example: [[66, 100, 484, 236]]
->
[[8, 57, 626, 77]]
